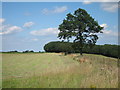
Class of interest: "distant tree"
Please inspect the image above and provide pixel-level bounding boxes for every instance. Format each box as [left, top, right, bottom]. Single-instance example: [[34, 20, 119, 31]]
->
[[23, 50, 34, 53], [9, 50, 18, 53], [58, 8, 103, 55], [30, 50, 34, 52], [23, 50, 29, 53]]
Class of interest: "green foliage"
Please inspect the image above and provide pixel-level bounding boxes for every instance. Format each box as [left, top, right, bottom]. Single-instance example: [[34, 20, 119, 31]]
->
[[44, 41, 119, 58], [58, 8, 103, 55], [8, 50, 18, 53], [23, 50, 34, 53], [44, 41, 74, 54], [83, 44, 118, 58]]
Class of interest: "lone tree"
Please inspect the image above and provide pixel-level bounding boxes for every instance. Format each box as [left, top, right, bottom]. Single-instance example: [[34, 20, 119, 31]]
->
[[58, 8, 103, 55]]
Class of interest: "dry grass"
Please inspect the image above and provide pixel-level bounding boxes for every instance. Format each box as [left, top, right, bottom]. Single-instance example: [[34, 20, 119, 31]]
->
[[0, 53, 2, 89], [67, 53, 118, 88], [2, 53, 118, 88]]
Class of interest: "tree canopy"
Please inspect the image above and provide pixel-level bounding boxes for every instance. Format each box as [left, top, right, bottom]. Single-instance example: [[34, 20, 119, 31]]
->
[[58, 8, 103, 55], [44, 41, 74, 54]]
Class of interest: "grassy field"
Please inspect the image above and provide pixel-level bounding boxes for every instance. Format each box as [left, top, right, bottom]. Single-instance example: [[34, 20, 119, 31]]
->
[[2, 53, 118, 88]]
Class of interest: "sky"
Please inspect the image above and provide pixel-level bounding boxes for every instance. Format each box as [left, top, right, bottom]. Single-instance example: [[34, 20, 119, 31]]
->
[[0, 2, 118, 52]]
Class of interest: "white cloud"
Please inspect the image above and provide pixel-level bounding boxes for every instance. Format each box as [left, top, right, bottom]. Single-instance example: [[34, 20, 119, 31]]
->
[[23, 22, 34, 28], [97, 23, 118, 44], [100, 23, 108, 29], [0, 18, 5, 24], [0, 19, 23, 35], [0, 25, 22, 35], [83, 1, 92, 4], [83, 1, 118, 13], [30, 28, 59, 36], [53, 6, 67, 13], [0, 24, 9, 31], [101, 3, 118, 12], [83, 0, 119, 4], [102, 29, 118, 36], [42, 6, 67, 14], [99, 23, 118, 37]]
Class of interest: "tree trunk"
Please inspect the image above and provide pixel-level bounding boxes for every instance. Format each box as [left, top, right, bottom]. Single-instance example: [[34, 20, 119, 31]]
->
[[78, 31, 83, 56], [64, 52, 68, 55], [80, 48, 83, 56]]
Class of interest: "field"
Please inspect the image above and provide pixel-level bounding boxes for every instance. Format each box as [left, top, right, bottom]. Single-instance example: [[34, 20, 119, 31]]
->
[[2, 53, 118, 88]]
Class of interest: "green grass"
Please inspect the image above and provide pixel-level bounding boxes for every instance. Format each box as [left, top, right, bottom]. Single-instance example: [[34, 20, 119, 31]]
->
[[0, 53, 2, 89], [2, 53, 118, 88]]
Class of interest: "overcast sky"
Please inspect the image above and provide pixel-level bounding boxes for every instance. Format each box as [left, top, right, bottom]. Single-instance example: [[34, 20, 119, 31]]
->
[[0, 2, 118, 52]]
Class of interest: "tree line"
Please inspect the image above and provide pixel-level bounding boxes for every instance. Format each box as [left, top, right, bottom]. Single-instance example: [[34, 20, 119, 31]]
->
[[44, 41, 119, 58], [2, 50, 44, 53]]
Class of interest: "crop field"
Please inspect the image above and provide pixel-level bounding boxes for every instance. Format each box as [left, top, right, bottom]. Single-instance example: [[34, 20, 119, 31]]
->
[[2, 53, 118, 88]]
